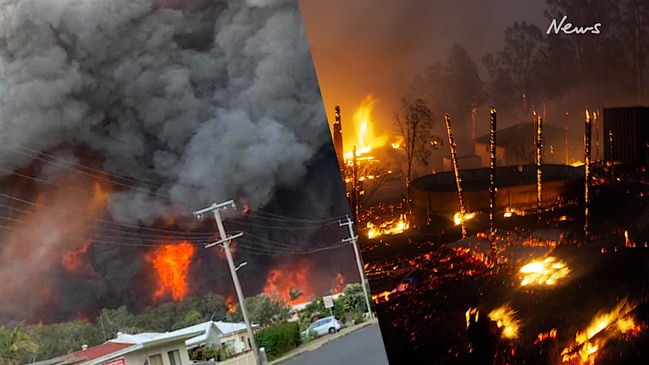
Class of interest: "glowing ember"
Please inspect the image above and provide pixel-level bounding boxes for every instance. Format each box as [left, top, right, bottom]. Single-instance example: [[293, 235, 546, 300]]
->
[[503, 207, 525, 218], [147, 241, 196, 301], [519, 256, 570, 286], [624, 230, 635, 248], [534, 328, 557, 344], [225, 295, 237, 314], [367, 214, 409, 239], [372, 291, 391, 303], [488, 304, 520, 339], [561, 299, 641, 365], [465, 307, 479, 329]]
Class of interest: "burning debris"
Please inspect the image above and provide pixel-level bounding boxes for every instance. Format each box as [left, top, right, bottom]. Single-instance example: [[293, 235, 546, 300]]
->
[[561, 299, 642, 365], [367, 214, 409, 239], [519, 256, 570, 286], [488, 305, 521, 340]]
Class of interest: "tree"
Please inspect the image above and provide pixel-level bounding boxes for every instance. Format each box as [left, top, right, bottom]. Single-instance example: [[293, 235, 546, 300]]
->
[[443, 44, 487, 124], [231, 294, 290, 327], [98, 306, 140, 337], [343, 161, 399, 205], [289, 288, 303, 302], [483, 22, 548, 119], [0, 324, 38, 365], [25, 320, 103, 363], [410, 44, 485, 135], [393, 98, 437, 192]]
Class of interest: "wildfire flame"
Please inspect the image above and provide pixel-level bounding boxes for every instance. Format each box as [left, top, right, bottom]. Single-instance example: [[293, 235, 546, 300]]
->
[[343, 95, 389, 160], [488, 304, 521, 339], [263, 262, 312, 306], [453, 212, 476, 226], [561, 299, 642, 365], [225, 295, 237, 314], [519, 256, 570, 286], [147, 241, 196, 301], [367, 214, 409, 239]]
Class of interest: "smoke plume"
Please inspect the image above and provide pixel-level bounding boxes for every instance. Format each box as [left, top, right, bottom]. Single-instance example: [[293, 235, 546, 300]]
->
[[0, 0, 351, 323], [0, 0, 328, 223]]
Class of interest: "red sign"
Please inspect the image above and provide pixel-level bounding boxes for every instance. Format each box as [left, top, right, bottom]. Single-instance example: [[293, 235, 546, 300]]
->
[[103, 358, 126, 365]]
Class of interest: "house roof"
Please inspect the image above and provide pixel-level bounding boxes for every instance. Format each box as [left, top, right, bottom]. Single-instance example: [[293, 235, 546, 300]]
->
[[213, 321, 258, 336], [84, 331, 203, 365], [165, 321, 220, 348], [57, 342, 135, 365], [473, 122, 568, 147]]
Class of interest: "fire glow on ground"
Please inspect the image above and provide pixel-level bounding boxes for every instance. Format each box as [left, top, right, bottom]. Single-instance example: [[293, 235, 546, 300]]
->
[[362, 172, 649, 365]]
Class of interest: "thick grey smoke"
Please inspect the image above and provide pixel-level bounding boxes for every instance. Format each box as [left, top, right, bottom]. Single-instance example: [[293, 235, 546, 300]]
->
[[0, 0, 349, 323], [0, 0, 328, 224]]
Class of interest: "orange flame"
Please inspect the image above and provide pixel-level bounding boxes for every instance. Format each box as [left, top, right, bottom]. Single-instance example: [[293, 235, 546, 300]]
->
[[372, 291, 391, 303], [367, 214, 409, 239], [343, 95, 389, 160], [561, 299, 642, 365], [225, 295, 237, 314], [520, 257, 570, 286], [488, 304, 521, 339], [263, 261, 313, 306], [147, 241, 196, 301], [534, 328, 557, 344]]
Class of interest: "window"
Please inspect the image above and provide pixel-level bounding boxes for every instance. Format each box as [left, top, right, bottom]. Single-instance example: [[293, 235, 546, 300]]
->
[[224, 339, 236, 350], [167, 350, 181, 365], [148, 354, 163, 365]]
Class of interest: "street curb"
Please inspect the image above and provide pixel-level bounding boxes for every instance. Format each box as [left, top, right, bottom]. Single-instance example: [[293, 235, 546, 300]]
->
[[270, 319, 378, 364]]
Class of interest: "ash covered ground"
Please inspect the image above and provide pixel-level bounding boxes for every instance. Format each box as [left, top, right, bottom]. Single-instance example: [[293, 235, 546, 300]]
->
[[361, 170, 649, 365]]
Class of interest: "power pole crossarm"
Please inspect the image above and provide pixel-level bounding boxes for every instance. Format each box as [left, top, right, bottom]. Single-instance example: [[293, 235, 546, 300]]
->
[[340, 215, 374, 320]]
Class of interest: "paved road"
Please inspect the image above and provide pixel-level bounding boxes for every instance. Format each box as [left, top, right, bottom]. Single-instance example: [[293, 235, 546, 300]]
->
[[277, 323, 390, 365]]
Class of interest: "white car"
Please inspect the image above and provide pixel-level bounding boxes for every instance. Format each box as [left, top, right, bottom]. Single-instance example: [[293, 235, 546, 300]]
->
[[302, 316, 343, 337]]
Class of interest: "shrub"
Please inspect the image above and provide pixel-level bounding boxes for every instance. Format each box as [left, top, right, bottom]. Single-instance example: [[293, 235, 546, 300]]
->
[[254, 321, 301, 360]]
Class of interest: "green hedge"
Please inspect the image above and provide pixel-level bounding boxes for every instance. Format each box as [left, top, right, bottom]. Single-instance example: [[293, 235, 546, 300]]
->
[[254, 321, 301, 360]]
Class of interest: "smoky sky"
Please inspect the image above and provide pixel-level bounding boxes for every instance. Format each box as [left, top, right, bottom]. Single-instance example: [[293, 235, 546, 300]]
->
[[299, 0, 548, 138], [0, 0, 331, 224], [0, 0, 359, 323]]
